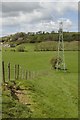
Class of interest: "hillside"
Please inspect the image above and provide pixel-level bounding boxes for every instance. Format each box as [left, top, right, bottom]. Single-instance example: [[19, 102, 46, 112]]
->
[[0, 32, 80, 46]]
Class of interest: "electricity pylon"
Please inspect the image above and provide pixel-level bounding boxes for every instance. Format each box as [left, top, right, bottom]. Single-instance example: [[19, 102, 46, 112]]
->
[[55, 21, 66, 70]]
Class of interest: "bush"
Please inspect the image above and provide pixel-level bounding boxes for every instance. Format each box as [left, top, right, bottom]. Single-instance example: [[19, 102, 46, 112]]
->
[[50, 57, 57, 69], [17, 45, 25, 52], [34, 41, 57, 51], [50, 57, 62, 69], [35, 41, 78, 51]]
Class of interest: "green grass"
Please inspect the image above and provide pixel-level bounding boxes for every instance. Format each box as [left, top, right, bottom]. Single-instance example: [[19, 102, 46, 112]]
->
[[29, 72, 78, 118], [2, 46, 78, 118], [0, 46, 2, 120]]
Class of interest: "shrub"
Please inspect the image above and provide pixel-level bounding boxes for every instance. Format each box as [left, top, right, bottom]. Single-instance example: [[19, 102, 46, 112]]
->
[[50, 57, 62, 69], [34, 41, 57, 51], [17, 45, 25, 52], [50, 57, 57, 69]]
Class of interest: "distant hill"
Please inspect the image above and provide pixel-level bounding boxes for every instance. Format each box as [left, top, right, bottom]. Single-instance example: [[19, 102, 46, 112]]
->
[[0, 32, 80, 46]]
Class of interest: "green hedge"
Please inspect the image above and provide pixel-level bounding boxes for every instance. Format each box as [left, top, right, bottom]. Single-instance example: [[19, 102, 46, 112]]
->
[[34, 41, 78, 51]]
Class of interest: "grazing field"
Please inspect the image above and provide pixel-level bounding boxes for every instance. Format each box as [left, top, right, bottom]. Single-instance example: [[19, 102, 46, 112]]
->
[[2, 46, 78, 118]]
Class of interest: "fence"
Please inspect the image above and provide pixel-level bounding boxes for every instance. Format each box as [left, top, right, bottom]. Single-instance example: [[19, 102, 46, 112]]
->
[[2, 61, 49, 83]]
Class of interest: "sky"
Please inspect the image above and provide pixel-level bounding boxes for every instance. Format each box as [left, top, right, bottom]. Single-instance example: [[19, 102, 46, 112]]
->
[[0, 0, 79, 37]]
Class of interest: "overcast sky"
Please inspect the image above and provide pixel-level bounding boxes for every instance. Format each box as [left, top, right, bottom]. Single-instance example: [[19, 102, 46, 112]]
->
[[0, 0, 79, 37]]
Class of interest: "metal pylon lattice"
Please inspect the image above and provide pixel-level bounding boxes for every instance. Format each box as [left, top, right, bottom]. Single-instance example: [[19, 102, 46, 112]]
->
[[56, 21, 66, 70]]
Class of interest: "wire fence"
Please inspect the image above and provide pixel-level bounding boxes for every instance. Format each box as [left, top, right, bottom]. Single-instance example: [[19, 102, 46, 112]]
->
[[2, 61, 49, 83]]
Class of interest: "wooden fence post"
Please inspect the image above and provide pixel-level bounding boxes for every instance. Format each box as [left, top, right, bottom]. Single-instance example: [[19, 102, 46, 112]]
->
[[2, 61, 5, 83], [8, 62, 10, 81], [15, 64, 17, 80], [19, 67, 21, 79], [26, 70, 27, 80], [17, 64, 19, 80], [21, 69, 23, 80]]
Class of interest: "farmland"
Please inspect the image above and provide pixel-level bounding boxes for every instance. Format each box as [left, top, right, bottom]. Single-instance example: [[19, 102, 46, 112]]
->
[[0, 0, 79, 118], [2, 43, 78, 118]]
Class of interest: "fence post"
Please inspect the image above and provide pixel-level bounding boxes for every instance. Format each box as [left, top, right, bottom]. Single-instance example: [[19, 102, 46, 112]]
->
[[26, 70, 27, 80], [19, 67, 21, 80], [21, 69, 23, 80], [15, 64, 17, 80], [21, 69, 22, 80], [2, 61, 5, 83], [8, 62, 10, 81], [17, 64, 19, 80]]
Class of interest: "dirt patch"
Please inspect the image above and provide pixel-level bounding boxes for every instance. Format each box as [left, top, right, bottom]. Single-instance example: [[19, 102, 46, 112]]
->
[[15, 90, 31, 105], [3, 82, 34, 107]]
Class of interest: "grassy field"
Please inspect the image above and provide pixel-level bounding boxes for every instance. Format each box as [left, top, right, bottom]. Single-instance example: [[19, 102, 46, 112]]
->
[[2, 45, 78, 118]]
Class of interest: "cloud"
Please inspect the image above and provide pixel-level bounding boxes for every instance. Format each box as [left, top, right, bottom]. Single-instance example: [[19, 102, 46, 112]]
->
[[1, 2, 77, 23], [19, 19, 72, 33], [2, 2, 41, 13], [0, 2, 78, 36]]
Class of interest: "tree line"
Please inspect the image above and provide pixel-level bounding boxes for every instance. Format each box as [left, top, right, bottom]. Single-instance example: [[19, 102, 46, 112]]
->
[[1, 31, 80, 46]]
